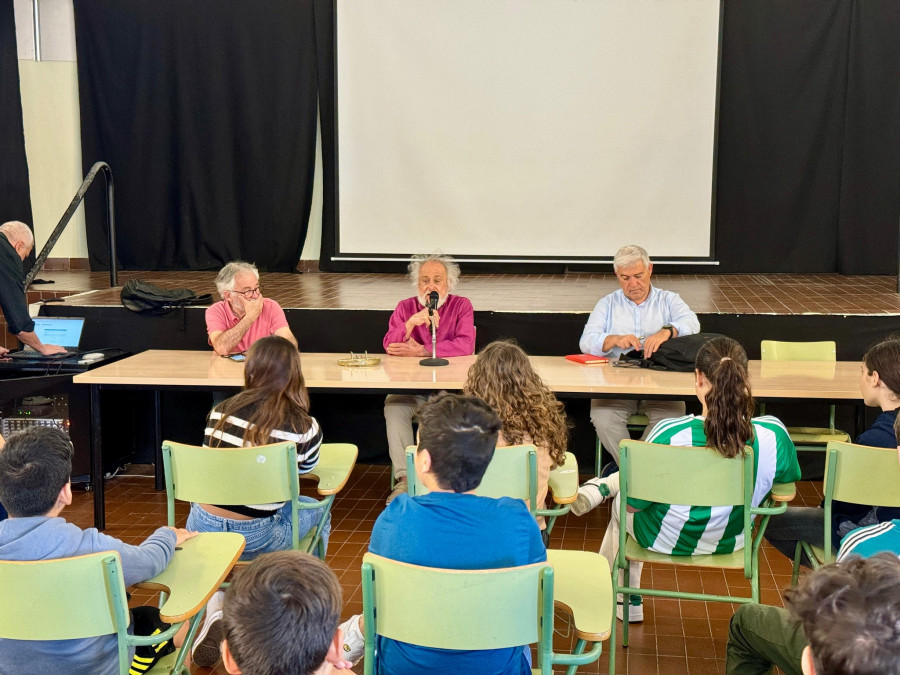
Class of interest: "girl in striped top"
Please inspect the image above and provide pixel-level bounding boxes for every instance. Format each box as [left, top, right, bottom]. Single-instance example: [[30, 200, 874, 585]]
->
[[573, 336, 800, 622], [187, 335, 327, 561]]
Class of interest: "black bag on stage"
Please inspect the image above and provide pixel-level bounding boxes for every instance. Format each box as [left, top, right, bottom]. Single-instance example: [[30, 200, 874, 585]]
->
[[622, 333, 728, 372], [120, 279, 212, 315]]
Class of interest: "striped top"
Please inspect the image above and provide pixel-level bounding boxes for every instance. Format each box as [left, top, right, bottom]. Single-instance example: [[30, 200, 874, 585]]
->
[[630, 415, 800, 556], [837, 520, 900, 561], [204, 405, 323, 511]]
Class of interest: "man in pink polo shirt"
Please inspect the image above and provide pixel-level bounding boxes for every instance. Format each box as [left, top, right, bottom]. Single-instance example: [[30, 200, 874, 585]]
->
[[205, 261, 298, 355], [383, 253, 475, 504]]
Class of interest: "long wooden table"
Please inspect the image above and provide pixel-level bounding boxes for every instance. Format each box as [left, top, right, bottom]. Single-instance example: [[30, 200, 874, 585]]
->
[[75, 350, 862, 528]]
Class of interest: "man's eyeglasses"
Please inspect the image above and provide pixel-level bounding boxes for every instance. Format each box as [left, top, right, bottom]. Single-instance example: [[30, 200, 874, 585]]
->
[[230, 286, 261, 298]]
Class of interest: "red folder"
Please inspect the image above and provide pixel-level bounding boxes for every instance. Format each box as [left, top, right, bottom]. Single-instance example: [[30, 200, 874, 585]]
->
[[565, 354, 609, 365]]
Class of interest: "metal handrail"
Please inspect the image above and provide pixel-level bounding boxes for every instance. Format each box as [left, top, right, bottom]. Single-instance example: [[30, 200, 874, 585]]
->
[[25, 161, 117, 288]]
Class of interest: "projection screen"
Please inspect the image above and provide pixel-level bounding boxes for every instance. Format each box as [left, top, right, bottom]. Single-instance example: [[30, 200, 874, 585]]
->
[[334, 0, 722, 263]]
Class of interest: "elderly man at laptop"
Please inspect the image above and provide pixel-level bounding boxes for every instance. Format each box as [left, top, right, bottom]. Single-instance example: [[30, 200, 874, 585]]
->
[[580, 244, 700, 465], [0, 221, 65, 356], [205, 261, 298, 356]]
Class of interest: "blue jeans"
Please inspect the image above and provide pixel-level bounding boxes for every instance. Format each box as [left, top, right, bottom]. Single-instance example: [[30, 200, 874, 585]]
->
[[187, 498, 331, 561]]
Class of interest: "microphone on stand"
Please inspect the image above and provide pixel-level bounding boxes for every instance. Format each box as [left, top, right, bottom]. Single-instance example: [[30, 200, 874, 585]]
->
[[419, 291, 449, 367]]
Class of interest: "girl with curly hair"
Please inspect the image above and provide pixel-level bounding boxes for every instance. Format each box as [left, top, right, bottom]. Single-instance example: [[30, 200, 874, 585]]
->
[[463, 340, 571, 532]]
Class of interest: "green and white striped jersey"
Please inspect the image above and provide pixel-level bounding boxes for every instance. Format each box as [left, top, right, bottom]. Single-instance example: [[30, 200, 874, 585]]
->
[[629, 415, 800, 556]]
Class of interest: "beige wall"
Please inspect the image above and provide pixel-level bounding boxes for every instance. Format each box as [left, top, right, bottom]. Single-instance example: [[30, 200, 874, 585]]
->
[[16, 60, 323, 263], [18, 59, 87, 258]]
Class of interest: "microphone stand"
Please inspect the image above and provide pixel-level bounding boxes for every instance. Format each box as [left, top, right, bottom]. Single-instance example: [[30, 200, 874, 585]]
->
[[419, 303, 449, 367]]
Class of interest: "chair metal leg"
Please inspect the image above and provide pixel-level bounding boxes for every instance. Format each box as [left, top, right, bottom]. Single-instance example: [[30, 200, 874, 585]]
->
[[608, 611, 616, 675], [565, 638, 588, 675], [791, 541, 803, 587], [622, 566, 630, 647]]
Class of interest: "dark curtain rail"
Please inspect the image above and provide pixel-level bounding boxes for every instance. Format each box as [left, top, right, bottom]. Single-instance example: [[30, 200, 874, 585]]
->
[[25, 161, 117, 289]]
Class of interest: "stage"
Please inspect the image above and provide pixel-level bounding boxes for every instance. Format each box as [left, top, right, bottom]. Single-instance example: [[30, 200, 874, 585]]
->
[[25, 269, 900, 358], [14, 270, 900, 470]]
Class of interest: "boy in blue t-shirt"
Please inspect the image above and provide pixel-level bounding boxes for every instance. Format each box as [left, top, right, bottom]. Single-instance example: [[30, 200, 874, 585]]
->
[[340, 393, 546, 674]]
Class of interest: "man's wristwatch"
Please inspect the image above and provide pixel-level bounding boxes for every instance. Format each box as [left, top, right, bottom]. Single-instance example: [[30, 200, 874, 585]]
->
[[661, 325, 674, 338]]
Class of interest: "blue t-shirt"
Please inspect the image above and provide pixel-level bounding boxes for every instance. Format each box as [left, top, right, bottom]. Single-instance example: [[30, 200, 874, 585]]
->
[[369, 491, 546, 675]]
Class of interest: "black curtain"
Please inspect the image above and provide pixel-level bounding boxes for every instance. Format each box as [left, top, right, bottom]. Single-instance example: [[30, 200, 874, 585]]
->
[[836, 2, 900, 274], [0, 2, 35, 264], [314, 0, 337, 272], [74, 0, 319, 272], [715, 0, 900, 273]]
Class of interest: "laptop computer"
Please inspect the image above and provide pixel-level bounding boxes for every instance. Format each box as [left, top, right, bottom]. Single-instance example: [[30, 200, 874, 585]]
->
[[7, 317, 86, 360]]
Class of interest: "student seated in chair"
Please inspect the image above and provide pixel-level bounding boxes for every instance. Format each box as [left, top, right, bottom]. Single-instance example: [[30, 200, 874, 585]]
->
[[571, 336, 801, 623], [220, 551, 353, 674], [726, 412, 900, 675], [764, 337, 900, 566], [728, 553, 900, 675], [190, 335, 328, 667], [463, 339, 571, 539], [0, 427, 196, 674], [339, 393, 546, 673]]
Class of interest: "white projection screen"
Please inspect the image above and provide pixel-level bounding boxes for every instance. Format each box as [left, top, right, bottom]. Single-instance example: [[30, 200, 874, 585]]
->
[[335, 0, 722, 263]]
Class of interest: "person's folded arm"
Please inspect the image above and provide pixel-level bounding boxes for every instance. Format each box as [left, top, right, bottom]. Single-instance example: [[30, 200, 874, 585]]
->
[[383, 304, 414, 351]]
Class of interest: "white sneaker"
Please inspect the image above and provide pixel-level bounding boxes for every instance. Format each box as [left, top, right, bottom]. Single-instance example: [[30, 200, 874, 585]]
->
[[338, 614, 365, 665], [191, 590, 225, 667], [616, 594, 644, 623], [570, 477, 612, 516], [386, 479, 408, 506]]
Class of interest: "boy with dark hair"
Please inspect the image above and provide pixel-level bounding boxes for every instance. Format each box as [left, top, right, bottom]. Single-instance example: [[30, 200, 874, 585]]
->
[[0, 427, 196, 674], [789, 553, 900, 675], [220, 551, 352, 674], [340, 393, 547, 673]]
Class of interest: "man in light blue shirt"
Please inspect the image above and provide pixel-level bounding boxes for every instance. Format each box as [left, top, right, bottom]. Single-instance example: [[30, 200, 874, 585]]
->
[[579, 245, 700, 463]]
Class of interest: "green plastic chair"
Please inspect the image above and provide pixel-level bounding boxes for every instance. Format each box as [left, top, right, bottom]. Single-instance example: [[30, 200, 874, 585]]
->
[[0, 551, 191, 674], [613, 439, 791, 667], [361, 549, 612, 674], [404, 444, 578, 534], [791, 440, 900, 585], [162, 440, 357, 559], [594, 413, 649, 476], [759, 340, 850, 450]]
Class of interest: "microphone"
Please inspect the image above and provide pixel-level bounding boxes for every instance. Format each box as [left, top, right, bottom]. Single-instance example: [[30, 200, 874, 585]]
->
[[419, 290, 449, 367]]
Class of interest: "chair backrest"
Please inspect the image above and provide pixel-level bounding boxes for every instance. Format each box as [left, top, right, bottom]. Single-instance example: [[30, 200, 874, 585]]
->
[[162, 440, 300, 544], [824, 441, 900, 508], [361, 552, 552, 666], [760, 340, 836, 362], [405, 444, 538, 513], [619, 439, 755, 572], [0, 552, 133, 672], [619, 440, 752, 508]]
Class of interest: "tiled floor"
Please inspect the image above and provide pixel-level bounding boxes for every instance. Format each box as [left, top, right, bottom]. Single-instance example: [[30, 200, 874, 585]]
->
[[65, 464, 823, 674], [32, 270, 900, 315]]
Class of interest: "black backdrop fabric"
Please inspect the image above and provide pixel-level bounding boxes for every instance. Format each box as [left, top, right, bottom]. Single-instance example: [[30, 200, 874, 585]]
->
[[0, 2, 35, 263], [73, 0, 319, 272], [713, 0, 900, 274]]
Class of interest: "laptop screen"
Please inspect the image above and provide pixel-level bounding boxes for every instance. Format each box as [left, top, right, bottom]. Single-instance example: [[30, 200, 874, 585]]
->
[[31, 317, 85, 350]]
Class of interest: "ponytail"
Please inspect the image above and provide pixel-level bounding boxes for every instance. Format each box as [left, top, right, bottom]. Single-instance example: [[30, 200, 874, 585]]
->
[[696, 338, 754, 459]]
